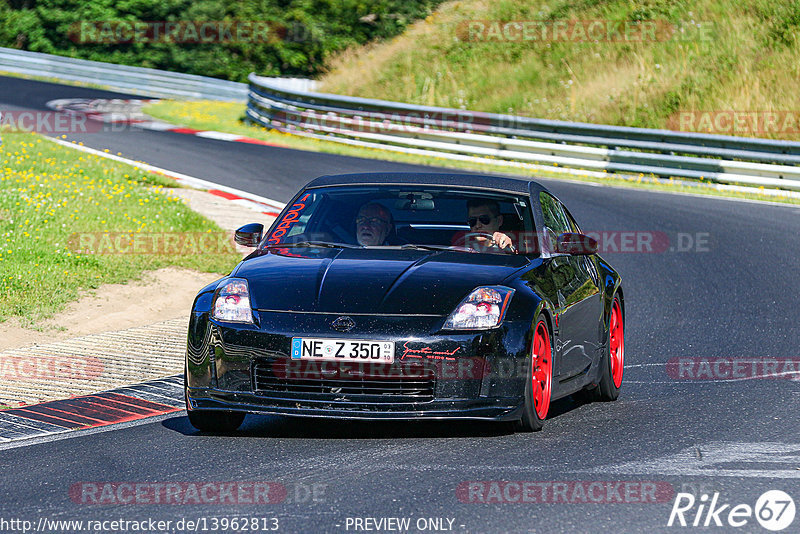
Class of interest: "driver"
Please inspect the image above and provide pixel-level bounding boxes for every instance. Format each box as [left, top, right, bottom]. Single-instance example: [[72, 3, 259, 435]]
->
[[355, 202, 393, 246], [466, 199, 514, 251]]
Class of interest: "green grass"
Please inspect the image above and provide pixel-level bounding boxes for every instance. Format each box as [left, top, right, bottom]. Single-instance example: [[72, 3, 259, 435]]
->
[[144, 99, 800, 206], [0, 132, 239, 325], [319, 0, 800, 139]]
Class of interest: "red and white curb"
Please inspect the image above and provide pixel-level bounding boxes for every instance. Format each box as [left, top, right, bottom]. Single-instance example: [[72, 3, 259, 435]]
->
[[46, 136, 286, 217], [46, 98, 288, 149], [0, 376, 184, 446]]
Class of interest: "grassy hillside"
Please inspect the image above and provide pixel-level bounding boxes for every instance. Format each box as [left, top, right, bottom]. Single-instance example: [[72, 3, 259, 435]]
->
[[318, 0, 800, 136]]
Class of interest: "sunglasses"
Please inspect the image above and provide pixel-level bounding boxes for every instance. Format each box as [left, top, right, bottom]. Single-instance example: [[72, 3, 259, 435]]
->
[[468, 215, 493, 226], [356, 216, 389, 226]]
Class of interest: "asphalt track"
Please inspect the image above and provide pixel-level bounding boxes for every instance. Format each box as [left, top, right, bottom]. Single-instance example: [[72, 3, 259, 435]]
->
[[2, 76, 800, 533]]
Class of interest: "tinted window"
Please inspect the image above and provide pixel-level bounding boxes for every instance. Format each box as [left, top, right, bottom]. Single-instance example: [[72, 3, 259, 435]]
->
[[264, 186, 536, 255], [539, 192, 571, 235], [563, 207, 583, 234]]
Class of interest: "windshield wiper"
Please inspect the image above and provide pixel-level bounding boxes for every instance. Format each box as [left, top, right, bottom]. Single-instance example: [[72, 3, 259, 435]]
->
[[400, 243, 518, 254], [399, 244, 459, 252], [263, 241, 359, 249]]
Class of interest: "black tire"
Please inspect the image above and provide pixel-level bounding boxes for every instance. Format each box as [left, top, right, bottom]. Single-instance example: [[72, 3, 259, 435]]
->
[[579, 294, 624, 402], [515, 315, 553, 432], [184, 372, 245, 432], [186, 409, 245, 432]]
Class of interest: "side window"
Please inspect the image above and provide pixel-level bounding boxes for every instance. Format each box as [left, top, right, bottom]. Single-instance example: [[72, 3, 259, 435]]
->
[[563, 207, 582, 234], [540, 192, 578, 254], [539, 192, 571, 235]]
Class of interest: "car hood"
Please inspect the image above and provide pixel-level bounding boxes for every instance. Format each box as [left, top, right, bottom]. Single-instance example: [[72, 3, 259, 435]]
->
[[234, 247, 530, 315]]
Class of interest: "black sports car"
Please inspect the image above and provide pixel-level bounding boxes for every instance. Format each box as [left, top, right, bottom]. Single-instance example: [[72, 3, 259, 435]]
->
[[185, 172, 624, 432]]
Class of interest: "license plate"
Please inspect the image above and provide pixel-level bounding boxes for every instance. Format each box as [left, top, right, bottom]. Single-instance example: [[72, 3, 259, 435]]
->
[[291, 338, 395, 363]]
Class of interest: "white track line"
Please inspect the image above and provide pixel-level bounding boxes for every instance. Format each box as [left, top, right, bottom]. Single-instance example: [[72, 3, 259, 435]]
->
[[44, 136, 286, 211]]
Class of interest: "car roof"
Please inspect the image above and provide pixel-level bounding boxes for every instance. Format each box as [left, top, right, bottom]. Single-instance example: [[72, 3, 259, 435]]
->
[[304, 172, 550, 196]]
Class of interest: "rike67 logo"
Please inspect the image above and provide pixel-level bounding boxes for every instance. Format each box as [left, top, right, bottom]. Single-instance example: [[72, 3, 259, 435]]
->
[[668, 490, 796, 531]]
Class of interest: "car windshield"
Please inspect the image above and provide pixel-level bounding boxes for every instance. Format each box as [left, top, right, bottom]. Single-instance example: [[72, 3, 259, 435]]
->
[[261, 185, 537, 255]]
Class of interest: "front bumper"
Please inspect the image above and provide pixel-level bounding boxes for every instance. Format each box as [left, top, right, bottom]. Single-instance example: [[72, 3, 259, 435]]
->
[[185, 310, 530, 421], [186, 391, 524, 421]]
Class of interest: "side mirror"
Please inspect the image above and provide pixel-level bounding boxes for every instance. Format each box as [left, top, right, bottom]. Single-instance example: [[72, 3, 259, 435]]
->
[[234, 223, 264, 247], [555, 232, 598, 255]]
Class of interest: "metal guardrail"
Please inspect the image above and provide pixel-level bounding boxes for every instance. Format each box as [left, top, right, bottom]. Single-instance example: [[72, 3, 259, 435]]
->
[[0, 47, 249, 101], [1, 47, 797, 190], [247, 74, 800, 191]]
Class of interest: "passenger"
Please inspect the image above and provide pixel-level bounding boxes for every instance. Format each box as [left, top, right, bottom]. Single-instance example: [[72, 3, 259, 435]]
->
[[355, 202, 393, 246], [466, 199, 515, 252]]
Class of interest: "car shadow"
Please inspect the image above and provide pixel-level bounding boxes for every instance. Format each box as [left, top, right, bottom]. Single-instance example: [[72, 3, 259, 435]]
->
[[164, 397, 581, 439]]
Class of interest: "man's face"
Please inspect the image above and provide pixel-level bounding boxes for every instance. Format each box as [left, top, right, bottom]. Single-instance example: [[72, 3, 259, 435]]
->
[[467, 204, 503, 235], [356, 204, 391, 246]]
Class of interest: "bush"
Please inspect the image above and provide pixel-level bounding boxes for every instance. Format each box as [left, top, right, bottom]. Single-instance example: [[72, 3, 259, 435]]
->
[[0, 0, 445, 81]]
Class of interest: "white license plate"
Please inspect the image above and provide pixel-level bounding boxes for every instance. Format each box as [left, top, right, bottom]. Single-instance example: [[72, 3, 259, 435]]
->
[[291, 338, 395, 363]]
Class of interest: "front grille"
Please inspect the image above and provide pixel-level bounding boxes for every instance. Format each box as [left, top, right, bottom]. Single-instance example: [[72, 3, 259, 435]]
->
[[252, 359, 435, 401]]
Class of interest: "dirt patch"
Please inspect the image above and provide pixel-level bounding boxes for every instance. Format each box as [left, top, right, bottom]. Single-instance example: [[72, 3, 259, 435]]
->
[[0, 267, 221, 352]]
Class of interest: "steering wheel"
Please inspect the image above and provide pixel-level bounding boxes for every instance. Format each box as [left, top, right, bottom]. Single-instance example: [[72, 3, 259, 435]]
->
[[452, 232, 517, 253]]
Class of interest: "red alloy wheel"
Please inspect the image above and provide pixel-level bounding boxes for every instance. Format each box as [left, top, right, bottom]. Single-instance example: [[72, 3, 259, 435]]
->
[[531, 321, 553, 420], [609, 298, 624, 388]]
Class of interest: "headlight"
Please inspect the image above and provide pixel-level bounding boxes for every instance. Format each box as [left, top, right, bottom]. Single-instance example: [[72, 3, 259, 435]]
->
[[443, 286, 515, 330], [212, 278, 253, 323]]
